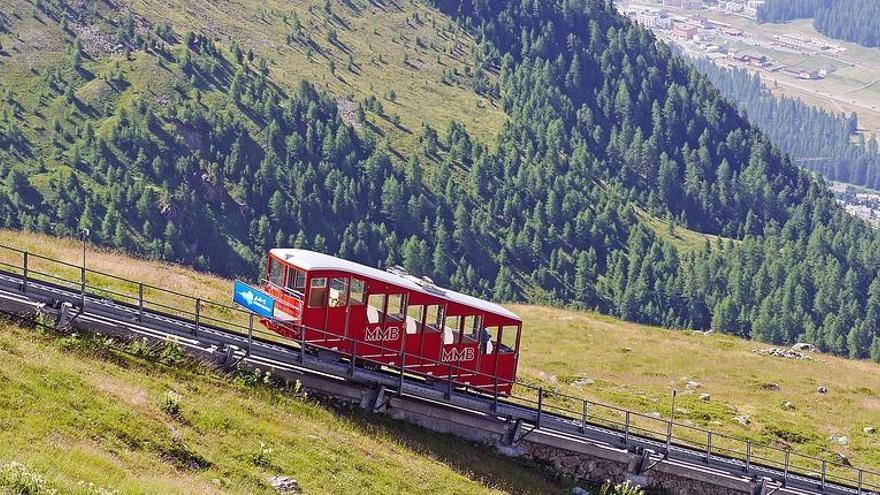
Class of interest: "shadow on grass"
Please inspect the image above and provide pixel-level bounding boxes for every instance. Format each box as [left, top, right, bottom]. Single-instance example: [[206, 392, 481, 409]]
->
[[340, 407, 575, 495]]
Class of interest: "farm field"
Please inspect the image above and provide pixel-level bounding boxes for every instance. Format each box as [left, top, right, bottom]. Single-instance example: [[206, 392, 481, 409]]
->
[[0, 320, 568, 494], [1, 230, 879, 481]]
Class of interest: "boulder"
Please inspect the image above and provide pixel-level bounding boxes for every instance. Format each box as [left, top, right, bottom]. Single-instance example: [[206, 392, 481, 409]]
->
[[268, 476, 301, 494], [571, 488, 591, 495], [646, 411, 662, 419], [761, 383, 780, 391], [791, 342, 816, 352], [754, 347, 811, 360], [828, 434, 849, 446], [685, 381, 702, 390], [781, 401, 796, 411], [817, 387, 828, 394], [572, 377, 595, 388], [864, 426, 876, 435], [733, 415, 750, 427], [699, 393, 711, 402]]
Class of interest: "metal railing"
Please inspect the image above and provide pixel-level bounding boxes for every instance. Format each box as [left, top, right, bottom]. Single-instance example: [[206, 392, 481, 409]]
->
[[0, 241, 878, 494]]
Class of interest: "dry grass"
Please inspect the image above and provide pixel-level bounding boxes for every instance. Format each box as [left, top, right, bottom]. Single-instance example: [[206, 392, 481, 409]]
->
[[513, 304, 880, 482]]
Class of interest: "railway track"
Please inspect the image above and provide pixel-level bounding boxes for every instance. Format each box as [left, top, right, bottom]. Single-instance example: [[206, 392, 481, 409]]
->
[[0, 263, 877, 495]]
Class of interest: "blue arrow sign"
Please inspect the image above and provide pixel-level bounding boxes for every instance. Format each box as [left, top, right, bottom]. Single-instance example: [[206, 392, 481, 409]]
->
[[233, 280, 276, 318]]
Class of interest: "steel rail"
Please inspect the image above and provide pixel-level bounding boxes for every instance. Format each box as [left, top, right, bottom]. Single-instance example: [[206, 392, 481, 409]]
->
[[0, 244, 876, 495]]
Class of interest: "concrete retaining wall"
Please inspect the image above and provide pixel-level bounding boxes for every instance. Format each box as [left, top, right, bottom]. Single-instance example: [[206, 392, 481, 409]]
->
[[379, 393, 757, 494]]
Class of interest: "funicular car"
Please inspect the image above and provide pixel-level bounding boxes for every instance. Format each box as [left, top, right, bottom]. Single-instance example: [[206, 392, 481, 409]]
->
[[260, 249, 522, 395]]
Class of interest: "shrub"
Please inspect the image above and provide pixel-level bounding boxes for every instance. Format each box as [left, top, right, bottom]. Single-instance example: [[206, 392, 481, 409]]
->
[[0, 461, 57, 495], [159, 390, 181, 416], [599, 481, 644, 495], [246, 442, 273, 468], [159, 339, 184, 365], [128, 337, 154, 359]]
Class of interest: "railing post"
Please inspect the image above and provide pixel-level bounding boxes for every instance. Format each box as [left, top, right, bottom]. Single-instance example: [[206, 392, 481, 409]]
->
[[858, 468, 863, 495], [21, 251, 28, 293], [398, 352, 405, 395], [137, 282, 144, 321], [745, 440, 751, 473], [492, 376, 499, 412], [624, 411, 630, 445], [706, 431, 712, 464], [300, 328, 306, 363], [665, 420, 672, 458], [537, 388, 543, 428], [821, 460, 826, 491], [194, 298, 200, 336], [780, 450, 789, 486], [446, 364, 452, 400], [350, 341, 357, 376], [81, 265, 86, 309], [581, 400, 588, 434], [247, 313, 254, 357]]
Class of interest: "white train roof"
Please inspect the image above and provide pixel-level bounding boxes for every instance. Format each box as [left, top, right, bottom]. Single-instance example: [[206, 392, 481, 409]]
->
[[269, 248, 521, 322]]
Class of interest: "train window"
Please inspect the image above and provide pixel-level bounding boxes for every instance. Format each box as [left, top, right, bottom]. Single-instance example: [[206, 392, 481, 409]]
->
[[268, 258, 283, 286], [367, 294, 385, 324], [482, 326, 499, 354], [308, 278, 327, 307], [328, 278, 349, 308], [463, 315, 482, 342], [406, 305, 423, 334], [499, 325, 518, 353], [444, 315, 461, 345], [349, 278, 365, 305], [424, 305, 443, 332], [285, 267, 305, 293], [387, 294, 404, 321]]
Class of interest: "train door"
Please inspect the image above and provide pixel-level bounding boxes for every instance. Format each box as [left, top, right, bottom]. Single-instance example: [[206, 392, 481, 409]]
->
[[402, 303, 425, 371], [302, 275, 328, 342], [344, 277, 367, 349], [418, 303, 445, 376], [360, 292, 406, 363], [323, 276, 351, 351]]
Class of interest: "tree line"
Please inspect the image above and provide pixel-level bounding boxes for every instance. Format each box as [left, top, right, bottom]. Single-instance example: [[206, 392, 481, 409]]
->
[[692, 58, 880, 189]]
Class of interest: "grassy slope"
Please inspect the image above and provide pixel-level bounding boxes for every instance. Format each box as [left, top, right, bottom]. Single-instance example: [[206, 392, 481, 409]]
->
[[0, 322, 568, 494], [2, 230, 879, 478]]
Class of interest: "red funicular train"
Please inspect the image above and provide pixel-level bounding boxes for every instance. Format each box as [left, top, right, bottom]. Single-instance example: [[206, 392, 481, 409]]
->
[[260, 249, 522, 395]]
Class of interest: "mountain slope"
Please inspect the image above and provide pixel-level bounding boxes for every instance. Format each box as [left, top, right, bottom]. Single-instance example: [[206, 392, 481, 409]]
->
[[3, 0, 880, 359]]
